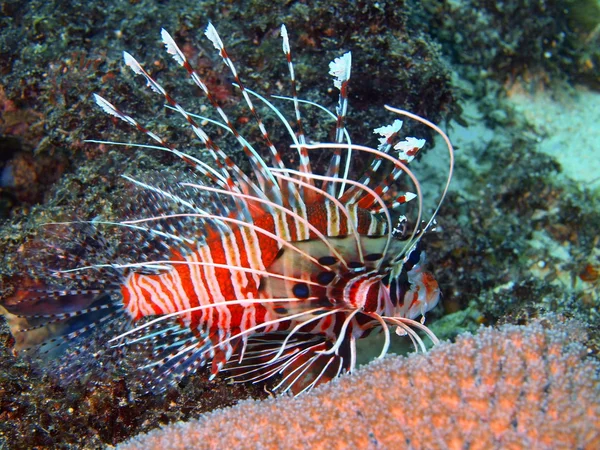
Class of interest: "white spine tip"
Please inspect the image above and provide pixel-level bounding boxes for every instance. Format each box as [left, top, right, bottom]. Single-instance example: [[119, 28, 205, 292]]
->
[[374, 119, 404, 146], [161, 28, 186, 66], [93, 94, 117, 116], [281, 24, 290, 54], [92, 92, 103, 105], [395, 137, 426, 153], [205, 22, 223, 50], [404, 192, 417, 203], [123, 51, 142, 74], [329, 51, 352, 89]]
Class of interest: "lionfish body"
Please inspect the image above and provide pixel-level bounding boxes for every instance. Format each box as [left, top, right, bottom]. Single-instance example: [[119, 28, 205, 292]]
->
[[2, 24, 453, 394]]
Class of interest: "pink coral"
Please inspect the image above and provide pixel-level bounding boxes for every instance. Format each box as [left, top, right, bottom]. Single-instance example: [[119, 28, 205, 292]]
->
[[118, 319, 600, 450]]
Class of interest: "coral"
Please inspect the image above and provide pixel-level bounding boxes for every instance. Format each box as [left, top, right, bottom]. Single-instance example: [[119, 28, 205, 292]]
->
[[118, 318, 600, 450]]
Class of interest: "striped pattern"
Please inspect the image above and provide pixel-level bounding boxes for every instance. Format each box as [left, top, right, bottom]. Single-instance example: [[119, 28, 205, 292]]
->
[[2, 23, 452, 396], [122, 201, 387, 330]]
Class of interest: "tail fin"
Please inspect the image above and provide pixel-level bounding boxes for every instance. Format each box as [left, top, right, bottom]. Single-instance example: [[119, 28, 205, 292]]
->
[[1, 279, 120, 355], [0, 221, 126, 368]]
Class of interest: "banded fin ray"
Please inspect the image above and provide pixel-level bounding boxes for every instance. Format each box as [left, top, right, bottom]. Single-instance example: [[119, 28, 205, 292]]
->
[[204, 23, 302, 210], [1, 22, 454, 397], [160, 28, 283, 208], [223, 327, 354, 395]]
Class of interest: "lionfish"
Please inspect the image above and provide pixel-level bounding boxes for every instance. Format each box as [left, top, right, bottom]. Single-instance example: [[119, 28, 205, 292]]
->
[[1, 24, 453, 395]]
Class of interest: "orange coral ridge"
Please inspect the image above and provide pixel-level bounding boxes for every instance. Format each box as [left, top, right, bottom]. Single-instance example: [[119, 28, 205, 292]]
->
[[118, 318, 600, 450]]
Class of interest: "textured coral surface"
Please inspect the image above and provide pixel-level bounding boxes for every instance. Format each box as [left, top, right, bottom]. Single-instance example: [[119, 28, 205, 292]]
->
[[119, 319, 600, 450]]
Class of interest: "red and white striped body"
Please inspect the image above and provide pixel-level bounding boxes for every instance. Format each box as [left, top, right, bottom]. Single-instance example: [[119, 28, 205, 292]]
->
[[120, 201, 424, 347]]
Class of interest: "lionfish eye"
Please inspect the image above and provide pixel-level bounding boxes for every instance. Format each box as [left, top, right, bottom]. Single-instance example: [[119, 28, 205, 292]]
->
[[405, 241, 423, 268]]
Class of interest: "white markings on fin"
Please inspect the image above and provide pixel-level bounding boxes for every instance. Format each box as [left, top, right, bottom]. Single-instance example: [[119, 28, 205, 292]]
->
[[161, 28, 186, 66], [374, 119, 404, 147], [205, 22, 224, 52], [395, 137, 426, 163], [329, 52, 352, 89], [281, 24, 290, 55]]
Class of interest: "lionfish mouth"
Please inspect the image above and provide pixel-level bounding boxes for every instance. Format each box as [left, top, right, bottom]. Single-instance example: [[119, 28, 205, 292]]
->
[[2, 23, 454, 395]]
